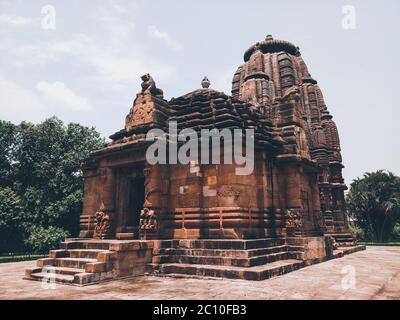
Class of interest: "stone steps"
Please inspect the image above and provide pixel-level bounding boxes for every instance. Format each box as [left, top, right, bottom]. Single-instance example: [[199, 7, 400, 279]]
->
[[67, 249, 108, 259], [330, 233, 357, 247], [30, 272, 75, 284], [25, 239, 154, 286], [335, 245, 366, 256], [25, 247, 113, 285], [156, 245, 296, 258], [61, 241, 113, 250], [54, 258, 98, 269], [37, 266, 85, 275], [157, 251, 294, 267], [150, 238, 308, 280], [175, 238, 286, 250], [154, 259, 305, 281]]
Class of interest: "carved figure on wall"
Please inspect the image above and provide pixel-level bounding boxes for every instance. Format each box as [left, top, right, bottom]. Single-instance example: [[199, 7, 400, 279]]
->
[[285, 208, 303, 230], [93, 204, 110, 239], [140, 208, 157, 230]]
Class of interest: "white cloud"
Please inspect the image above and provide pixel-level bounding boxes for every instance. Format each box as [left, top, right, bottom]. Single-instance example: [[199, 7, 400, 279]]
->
[[148, 25, 183, 51], [47, 34, 93, 55], [0, 14, 31, 26], [0, 78, 45, 123], [91, 54, 173, 83], [36, 81, 92, 111]]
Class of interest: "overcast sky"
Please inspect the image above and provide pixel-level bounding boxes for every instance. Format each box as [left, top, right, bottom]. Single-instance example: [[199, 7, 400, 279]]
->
[[0, 0, 399, 185]]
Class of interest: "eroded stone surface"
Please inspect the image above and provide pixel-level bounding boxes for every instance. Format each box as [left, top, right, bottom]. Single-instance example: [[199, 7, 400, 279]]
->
[[4, 247, 399, 300], [79, 36, 355, 243]]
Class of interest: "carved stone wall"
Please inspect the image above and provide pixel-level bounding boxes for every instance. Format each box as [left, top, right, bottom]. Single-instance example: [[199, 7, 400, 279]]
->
[[77, 38, 353, 241]]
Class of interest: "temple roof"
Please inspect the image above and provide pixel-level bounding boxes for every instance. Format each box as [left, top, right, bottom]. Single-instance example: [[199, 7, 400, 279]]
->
[[168, 85, 283, 148], [243, 35, 300, 62]]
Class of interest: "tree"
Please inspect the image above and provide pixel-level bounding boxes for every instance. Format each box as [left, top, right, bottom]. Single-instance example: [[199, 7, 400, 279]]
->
[[346, 170, 400, 242], [0, 117, 105, 253], [0, 121, 16, 188], [0, 187, 26, 252]]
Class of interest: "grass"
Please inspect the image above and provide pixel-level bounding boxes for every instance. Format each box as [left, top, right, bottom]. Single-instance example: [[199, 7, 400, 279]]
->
[[358, 242, 400, 246], [0, 253, 47, 264]]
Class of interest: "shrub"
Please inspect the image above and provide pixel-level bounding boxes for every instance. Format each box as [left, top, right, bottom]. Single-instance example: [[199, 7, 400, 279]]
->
[[349, 224, 365, 241], [392, 223, 400, 241], [25, 226, 70, 253]]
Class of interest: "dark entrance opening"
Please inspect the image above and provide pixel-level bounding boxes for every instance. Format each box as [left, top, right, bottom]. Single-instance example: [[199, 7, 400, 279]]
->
[[115, 164, 145, 238]]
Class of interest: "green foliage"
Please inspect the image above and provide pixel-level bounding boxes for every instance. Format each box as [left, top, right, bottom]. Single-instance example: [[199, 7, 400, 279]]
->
[[0, 254, 47, 264], [0, 117, 105, 253], [0, 187, 26, 252], [349, 223, 365, 241], [0, 121, 16, 188], [346, 170, 400, 242], [392, 223, 400, 241], [25, 226, 70, 253]]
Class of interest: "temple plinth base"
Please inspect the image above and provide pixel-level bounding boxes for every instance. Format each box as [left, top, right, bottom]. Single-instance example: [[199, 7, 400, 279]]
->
[[24, 236, 366, 285]]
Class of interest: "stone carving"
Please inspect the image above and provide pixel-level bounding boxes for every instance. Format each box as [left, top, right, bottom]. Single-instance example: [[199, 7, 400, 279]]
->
[[131, 100, 153, 126], [143, 166, 161, 208], [285, 209, 303, 230], [140, 208, 157, 230], [141, 73, 164, 99], [217, 185, 240, 201], [93, 205, 110, 239], [312, 125, 327, 148], [281, 86, 300, 104]]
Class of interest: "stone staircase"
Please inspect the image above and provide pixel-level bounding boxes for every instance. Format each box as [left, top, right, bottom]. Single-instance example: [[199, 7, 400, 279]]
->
[[330, 233, 358, 247], [148, 238, 308, 281], [24, 239, 153, 286]]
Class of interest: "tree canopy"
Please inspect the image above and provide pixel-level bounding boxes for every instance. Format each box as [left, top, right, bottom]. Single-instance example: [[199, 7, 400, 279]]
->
[[0, 117, 105, 253], [346, 170, 400, 242]]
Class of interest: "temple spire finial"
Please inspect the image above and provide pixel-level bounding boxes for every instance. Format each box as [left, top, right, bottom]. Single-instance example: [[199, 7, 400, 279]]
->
[[201, 76, 210, 88]]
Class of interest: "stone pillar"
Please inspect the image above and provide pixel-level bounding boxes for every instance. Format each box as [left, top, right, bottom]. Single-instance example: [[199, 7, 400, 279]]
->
[[93, 167, 115, 239], [139, 163, 163, 239]]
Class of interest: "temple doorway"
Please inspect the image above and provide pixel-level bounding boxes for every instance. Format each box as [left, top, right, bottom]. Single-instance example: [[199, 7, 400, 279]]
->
[[114, 164, 145, 238]]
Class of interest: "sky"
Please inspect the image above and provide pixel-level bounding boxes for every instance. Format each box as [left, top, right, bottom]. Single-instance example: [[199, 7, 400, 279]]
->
[[0, 0, 399, 185]]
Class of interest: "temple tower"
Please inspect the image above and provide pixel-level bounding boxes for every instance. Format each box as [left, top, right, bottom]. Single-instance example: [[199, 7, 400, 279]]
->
[[232, 35, 350, 238]]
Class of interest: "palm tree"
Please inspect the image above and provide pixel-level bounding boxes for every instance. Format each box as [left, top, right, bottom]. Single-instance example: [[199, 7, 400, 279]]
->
[[346, 170, 400, 242]]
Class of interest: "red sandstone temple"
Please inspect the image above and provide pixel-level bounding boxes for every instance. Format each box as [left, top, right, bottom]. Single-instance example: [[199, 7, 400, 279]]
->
[[25, 35, 365, 285]]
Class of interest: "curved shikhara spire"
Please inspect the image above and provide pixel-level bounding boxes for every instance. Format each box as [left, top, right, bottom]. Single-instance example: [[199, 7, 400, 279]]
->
[[231, 35, 343, 167]]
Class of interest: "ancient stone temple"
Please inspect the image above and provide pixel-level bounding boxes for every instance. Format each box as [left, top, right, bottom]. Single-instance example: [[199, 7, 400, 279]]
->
[[25, 35, 365, 285]]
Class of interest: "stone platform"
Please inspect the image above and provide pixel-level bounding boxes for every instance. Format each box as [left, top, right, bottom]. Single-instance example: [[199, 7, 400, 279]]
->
[[24, 237, 365, 286], [2, 247, 399, 299]]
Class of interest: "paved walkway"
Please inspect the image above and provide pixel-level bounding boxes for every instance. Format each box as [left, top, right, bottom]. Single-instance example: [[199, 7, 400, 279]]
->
[[0, 246, 399, 300]]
